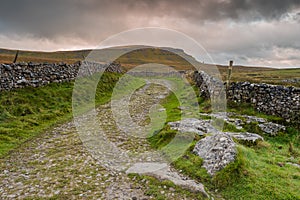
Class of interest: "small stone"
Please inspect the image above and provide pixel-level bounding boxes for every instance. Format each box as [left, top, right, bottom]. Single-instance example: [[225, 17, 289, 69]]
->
[[286, 162, 300, 169], [3, 64, 12, 71], [277, 162, 284, 167]]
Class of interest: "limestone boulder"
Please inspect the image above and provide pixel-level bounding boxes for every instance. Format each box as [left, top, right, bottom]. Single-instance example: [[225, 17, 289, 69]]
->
[[193, 133, 237, 175]]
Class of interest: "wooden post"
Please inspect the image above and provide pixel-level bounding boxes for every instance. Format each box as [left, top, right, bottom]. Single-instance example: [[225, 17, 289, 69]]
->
[[13, 50, 19, 63], [226, 60, 233, 88]]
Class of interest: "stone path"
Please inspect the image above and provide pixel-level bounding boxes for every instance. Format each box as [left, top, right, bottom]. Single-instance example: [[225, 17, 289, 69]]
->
[[0, 80, 209, 199]]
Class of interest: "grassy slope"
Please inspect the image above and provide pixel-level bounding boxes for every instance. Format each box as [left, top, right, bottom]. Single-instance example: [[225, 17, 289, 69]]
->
[[0, 47, 195, 71], [149, 82, 300, 199], [218, 66, 300, 87], [0, 72, 121, 157], [0, 48, 90, 64]]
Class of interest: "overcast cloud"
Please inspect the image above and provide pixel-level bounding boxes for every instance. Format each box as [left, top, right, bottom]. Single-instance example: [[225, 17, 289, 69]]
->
[[0, 0, 299, 67]]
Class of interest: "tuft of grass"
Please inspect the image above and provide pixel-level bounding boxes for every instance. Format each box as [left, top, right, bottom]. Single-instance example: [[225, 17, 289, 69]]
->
[[160, 92, 181, 122], [172, 144, 211, 185], [148, 126, 177, 149], [223, 122, 243, 132], [243, 122, 263, 134]]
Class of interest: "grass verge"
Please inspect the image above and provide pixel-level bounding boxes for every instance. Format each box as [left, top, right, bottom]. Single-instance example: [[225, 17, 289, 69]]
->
[[0, 72, 122, 157]]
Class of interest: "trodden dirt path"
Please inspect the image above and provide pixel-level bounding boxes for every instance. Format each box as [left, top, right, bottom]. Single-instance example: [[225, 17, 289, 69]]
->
[[0, 81, 208, 199]]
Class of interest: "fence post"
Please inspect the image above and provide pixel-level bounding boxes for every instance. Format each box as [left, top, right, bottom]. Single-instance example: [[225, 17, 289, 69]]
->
[[226, 60, 233, 88], [13, 50, 19, 63]]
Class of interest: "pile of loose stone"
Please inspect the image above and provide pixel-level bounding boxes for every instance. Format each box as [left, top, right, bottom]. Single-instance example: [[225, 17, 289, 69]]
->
[[168, 112, 286, 175]]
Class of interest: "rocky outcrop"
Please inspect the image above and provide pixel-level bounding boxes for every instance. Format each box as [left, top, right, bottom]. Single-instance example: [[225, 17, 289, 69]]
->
[[193, 133, 237, 175], [0, 61, 123, 91], [168, 114, 286, 175]]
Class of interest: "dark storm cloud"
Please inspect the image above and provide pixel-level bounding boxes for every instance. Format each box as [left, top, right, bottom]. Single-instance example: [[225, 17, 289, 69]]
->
[[0, 0, 299, 38], [0, 0, 299, 67]]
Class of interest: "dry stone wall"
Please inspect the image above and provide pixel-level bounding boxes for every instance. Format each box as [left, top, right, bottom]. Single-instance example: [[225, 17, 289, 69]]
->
[[0, 62, 123, 91], [227, 82, 299, 122], [193, 71, 300, 123]]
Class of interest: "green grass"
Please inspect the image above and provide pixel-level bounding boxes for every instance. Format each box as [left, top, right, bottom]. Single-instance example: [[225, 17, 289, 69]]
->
[[216, 101, 299, 199], [156, 77, 201, 123], [160, 92, 181, 122], [149, 126, 178, 150], [223, 121, 243, 132], [220, 136, 300, 199], [0, 72, 121, 157], [172, 144, 211, 184]]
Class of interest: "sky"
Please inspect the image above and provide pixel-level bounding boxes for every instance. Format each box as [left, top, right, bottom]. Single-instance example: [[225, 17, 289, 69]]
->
[[0, 0, 299, 68]]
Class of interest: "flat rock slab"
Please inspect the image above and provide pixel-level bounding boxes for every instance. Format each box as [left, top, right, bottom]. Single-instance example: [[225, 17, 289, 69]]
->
[[126, 162, 168, 174], [126, 162, 209, 198], [242, 115, 267, 123], [168, 118, 217, 135], [226, 132, 264, 145], [258, 122, 286, 136]]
